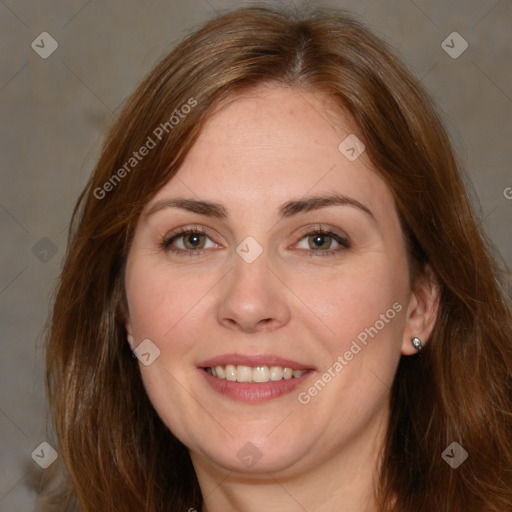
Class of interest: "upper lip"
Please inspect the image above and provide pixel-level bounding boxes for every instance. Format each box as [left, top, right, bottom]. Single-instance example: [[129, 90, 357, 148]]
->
[[198, 354, 314, 371]]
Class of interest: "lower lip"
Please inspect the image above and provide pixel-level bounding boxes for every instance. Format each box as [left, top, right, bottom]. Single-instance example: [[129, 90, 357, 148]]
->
[[200, 369, 314, 403]]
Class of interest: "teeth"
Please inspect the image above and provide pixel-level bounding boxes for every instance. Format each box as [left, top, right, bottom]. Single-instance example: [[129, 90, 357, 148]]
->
[[253, 366, 269, 383], [225, 364, 237, 381], [270, 366, 283, 381], [237, 365, 252, 382], [206, 364, 307, 383]]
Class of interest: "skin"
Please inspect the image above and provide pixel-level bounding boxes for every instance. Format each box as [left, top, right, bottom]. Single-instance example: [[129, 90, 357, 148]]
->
[[124, 85, 439, 512]]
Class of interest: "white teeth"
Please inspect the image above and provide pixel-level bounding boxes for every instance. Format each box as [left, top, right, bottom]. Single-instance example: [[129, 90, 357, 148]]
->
[[253, 366, 270, 383], [225, 364, 237, 381], [237, 365, 252, 382], [206, 364, 307, 383], [269, 366, 283, 381], [215, 366, 225, 379]]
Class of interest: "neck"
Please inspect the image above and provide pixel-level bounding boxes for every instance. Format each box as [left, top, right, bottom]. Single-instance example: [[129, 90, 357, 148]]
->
[[192, 406, 388, 512]]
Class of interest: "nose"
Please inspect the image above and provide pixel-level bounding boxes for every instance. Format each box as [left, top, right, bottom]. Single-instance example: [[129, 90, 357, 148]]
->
[[216, 250, 291, 333]]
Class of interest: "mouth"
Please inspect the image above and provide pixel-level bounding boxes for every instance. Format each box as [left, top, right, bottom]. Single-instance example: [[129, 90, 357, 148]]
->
[[198, 355, 315, 402]]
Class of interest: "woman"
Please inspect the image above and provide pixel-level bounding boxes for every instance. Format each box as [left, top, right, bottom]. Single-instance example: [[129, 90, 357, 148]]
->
[[45, 5, 512, 511]]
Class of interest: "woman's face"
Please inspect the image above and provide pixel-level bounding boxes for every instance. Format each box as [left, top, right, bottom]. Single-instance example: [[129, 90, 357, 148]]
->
[[125, 85, 423, 477]]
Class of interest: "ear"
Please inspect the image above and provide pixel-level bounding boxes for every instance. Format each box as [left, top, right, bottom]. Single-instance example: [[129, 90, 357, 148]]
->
[[401, 265, 440, 355], [120, 301, 135, 350], [126, 329, 135, 350], [125, 313, 135, 349]]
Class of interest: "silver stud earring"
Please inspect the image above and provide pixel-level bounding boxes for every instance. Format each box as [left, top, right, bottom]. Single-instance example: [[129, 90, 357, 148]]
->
[[411, 336, 423, 354]]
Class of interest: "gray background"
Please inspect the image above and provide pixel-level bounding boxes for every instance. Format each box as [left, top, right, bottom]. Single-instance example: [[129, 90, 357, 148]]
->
[[0, 0, 510, 509]]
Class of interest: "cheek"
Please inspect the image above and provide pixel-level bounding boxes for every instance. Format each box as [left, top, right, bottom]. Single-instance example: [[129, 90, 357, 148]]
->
[[124, 258, 212, 437], [291, 255, 407, 355], [126, 253, 208, 333]]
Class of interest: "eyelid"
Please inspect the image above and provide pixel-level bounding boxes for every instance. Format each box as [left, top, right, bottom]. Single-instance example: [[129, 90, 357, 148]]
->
[[162, 225, 220, 249], [291, 223, 350, 245]]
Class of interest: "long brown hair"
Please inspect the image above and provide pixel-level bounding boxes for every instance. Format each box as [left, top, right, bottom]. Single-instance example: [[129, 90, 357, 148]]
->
[[45, 5, 512, 511]]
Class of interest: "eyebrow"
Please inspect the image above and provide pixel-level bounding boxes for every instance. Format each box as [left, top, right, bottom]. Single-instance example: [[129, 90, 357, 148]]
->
[[145, 193, 375, 221]]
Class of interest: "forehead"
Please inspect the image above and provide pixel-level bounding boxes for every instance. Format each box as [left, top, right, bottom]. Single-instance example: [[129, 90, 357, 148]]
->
[[149, 85, 392, 216]]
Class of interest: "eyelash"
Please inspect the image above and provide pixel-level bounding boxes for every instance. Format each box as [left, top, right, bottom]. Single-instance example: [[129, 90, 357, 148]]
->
[[160, 225, 351, 258]]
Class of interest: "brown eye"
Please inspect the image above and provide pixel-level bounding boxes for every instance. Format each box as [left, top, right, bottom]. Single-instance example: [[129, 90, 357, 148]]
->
[[295, 228, 351, 256], [182, 232, 207, 250], [162, 228, 217, 254], [308, 233, 334, 250]]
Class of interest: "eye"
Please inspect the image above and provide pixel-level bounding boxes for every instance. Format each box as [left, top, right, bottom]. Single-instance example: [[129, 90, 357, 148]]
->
[[162, 227, 218, 255], [161, 225, 350, 258], [295, 227, 351, 256]]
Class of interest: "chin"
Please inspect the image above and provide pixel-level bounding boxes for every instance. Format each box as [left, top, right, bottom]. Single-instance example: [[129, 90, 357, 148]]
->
[[190, 434, 313, 476]]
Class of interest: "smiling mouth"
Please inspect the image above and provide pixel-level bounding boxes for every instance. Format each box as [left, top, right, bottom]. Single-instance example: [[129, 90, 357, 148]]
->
[[204, 365, 309, 383]]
